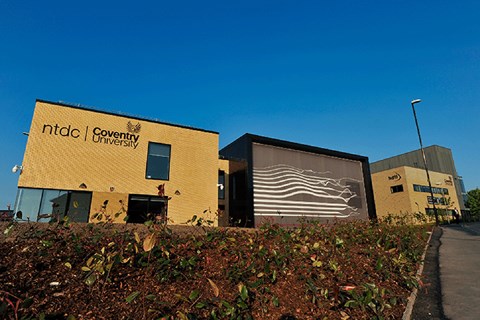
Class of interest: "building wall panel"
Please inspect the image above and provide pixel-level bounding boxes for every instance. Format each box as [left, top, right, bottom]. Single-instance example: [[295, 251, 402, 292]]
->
[[19, 101, 219, 224], [372, 166, 460, 221]]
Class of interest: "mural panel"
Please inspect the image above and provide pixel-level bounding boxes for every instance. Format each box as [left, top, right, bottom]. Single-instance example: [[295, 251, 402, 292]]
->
[[252, 143, 369, 226]]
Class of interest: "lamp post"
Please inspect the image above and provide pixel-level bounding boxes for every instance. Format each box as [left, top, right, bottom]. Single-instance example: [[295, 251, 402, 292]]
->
[[411, 99, 439, 225]]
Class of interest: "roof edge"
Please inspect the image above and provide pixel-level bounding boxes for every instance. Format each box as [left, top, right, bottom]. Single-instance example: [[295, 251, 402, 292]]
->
[[243, 133, 370, 163], [371, 145, 452, 165], [36, 99, 219, 135]]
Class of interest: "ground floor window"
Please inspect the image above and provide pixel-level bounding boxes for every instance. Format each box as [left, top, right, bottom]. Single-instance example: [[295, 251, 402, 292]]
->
[[14, 188, 92, 222], [127, 194, 168, 224]]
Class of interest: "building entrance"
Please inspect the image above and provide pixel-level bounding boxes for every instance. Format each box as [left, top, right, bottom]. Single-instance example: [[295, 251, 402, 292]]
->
[[127, 195, 168, 224]]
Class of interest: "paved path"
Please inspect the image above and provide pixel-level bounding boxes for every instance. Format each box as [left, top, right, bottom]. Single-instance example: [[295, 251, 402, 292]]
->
[[412, 222, 480, 320], [440, 223, 480, 320], [411, 227, 445, 320]]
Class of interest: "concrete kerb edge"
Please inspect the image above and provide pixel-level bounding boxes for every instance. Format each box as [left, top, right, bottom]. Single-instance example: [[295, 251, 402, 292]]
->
[[402, 226, 435, 320]]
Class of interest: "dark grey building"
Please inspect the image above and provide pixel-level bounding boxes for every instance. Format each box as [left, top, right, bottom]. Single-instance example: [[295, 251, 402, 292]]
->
[[220, 134, 377, 227], [370, 145, 467, 211]]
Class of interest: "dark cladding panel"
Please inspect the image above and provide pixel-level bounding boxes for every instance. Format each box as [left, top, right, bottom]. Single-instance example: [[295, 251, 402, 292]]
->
[[220, 135, 253, 227], [219, 134, 250, 161], [252, 143, 369, 226]]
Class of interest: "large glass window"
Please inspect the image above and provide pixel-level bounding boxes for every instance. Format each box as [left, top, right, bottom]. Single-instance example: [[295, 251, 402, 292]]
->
[[146, 142, 171, 180], [67, 192, 92, 223], [14, 188, 42, 221], [38, 190, 68, 222], [14, 188, 91, 222]]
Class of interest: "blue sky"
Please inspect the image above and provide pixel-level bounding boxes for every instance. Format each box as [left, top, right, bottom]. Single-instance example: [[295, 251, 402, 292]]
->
[[1, 0, 479, 208]]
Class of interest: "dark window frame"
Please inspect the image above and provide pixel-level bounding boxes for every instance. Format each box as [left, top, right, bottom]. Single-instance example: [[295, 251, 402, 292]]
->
[[413, 184, 448, 195], [14, 187, 92, 223], [127, 194, 169, 224], [390, 184, 404, 193], [145, 142, 171, 180]]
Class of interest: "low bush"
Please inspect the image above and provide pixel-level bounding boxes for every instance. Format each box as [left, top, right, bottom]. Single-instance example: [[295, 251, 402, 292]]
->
[[0, 217, 431, 319]]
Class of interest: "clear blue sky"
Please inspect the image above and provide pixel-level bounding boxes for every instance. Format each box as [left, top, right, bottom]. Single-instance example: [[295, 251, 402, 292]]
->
[[1, 0, 479, 208]]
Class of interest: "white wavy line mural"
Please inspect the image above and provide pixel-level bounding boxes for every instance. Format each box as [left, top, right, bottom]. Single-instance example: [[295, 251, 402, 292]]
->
[[256, 199, 350, 207], [252, 178, 353, 193], [255, 190, 357, 202], [253, 164, 361, 219], [255, 213, 348, 218], [253, 164, 363, 183], [255, 184, 355, 197], [254, 165, 333, 176], [255, 204, 347, 210]]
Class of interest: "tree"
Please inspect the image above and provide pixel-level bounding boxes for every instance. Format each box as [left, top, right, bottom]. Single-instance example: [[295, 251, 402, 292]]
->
[[466, 188, 480, 219]]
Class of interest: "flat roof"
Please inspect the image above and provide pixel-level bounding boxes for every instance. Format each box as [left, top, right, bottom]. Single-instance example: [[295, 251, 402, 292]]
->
[[371, 145, 451, 165], [371, 164, 448, 175], [36, 99, 219, 135], [224, 133, 370, 163]]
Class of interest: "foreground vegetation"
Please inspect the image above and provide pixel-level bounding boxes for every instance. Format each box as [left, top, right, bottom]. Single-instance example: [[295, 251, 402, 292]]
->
[[0, 217, 431, 319]]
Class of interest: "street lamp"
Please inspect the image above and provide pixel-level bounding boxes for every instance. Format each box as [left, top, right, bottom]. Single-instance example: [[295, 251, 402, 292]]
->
[[411, 99, 439, 225]]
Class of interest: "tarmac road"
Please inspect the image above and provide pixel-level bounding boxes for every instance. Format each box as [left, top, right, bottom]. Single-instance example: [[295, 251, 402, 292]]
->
[[411, 222, 480, 320], [441, 223, 480, 320]]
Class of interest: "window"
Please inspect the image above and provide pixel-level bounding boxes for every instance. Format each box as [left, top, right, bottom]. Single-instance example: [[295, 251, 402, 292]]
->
[[390, 184, 404, 193], [146, 142, 171, 180], [413, 184, 448, 195], [218, 171, 225, 199], [14, 188, 91, 222], [38, 189, 68, 222], [14, 188, 42, 221], [67, 192, 92, 222]]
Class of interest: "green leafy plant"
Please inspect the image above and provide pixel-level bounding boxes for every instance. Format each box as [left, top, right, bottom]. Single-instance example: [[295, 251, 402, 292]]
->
[[343, 283, 395, 319], [0, 211, 431, 319]]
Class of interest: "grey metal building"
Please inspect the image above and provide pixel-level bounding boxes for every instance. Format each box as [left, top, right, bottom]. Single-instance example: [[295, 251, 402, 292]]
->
[[370, 145, 468, 212]]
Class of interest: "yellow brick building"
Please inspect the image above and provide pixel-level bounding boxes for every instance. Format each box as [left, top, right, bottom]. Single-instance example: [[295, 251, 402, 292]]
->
[[372, 166, 460, 222], [15, 100, 220, 224]]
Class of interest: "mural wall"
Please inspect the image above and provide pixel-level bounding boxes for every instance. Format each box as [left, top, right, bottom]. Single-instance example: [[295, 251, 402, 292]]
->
[[252, 143, 369, 226]]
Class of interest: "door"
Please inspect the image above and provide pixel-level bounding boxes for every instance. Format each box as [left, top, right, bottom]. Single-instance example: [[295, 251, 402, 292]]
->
[[127, 195, 167, 224]]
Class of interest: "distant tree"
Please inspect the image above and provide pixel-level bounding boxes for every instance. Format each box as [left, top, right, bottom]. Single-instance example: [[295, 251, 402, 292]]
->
[[466, 188, 480, 219]]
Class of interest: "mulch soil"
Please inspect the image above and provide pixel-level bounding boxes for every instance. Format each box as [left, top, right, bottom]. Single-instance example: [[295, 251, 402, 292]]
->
[[0, 221, 432, 320]]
